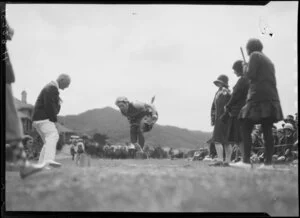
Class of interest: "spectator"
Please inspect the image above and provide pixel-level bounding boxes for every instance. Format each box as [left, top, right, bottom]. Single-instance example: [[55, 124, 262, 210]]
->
[[70, 143, 76, 161], [127, 143, 136, 159], [238, 38, 284, 170], [5, 17, 46, 178], [22, 135, 34, 159], [284, 115, 296, 129], [280, 123, 296, 162], [209, 75, 232, 167], [221, 60, 249, 166]]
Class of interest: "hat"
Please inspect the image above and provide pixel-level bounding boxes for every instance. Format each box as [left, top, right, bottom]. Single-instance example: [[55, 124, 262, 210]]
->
[[213, 75, 229, 88], [115, 96, 129, 105], [284, 123, 294, 131]]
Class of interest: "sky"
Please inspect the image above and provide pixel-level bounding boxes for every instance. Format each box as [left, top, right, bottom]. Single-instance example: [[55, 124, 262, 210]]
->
[[6, 2, 298, 132]]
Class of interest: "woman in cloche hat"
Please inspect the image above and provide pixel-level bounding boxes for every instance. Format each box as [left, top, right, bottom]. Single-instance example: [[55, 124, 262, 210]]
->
[[210, 74, 232, 166]]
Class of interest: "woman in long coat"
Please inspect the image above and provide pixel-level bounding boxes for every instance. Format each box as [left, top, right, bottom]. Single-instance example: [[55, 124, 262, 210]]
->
[[210, 75, 232, 166], [221, 60, 249, 165], [238, 38, 284, 169]]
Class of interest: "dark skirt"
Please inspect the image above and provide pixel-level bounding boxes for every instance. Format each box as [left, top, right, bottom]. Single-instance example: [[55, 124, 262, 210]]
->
[[238, 100, 284, 124], [212, 118, 228, 144], [226, 116, 242, 144]]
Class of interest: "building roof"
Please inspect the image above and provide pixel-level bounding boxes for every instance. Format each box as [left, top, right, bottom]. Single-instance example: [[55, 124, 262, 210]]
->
[[17, 111, 31, 119], [14, 98, 34, 110]]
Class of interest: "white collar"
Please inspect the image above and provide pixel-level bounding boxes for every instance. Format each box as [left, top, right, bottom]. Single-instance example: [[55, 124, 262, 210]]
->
[[51, 80, 59, 90]]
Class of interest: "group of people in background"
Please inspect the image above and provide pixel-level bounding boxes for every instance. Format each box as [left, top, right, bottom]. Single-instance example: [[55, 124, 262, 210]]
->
[[210, 38, 297, 170]]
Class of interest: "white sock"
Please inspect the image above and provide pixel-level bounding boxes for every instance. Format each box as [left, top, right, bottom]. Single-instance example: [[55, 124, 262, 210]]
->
[[215, 143, 223, 162]]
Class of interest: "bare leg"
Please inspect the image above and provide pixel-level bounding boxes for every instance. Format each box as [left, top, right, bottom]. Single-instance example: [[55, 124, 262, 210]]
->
[[215, 143, 224, 162], [224, 144, 233, 163]]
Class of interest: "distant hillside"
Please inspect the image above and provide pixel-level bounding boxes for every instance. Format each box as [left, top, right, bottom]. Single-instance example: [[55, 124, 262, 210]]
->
[[58, 107, 212, 149]]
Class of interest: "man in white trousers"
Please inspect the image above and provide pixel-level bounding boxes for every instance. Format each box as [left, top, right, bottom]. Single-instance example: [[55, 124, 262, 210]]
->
[[32, 74, 71, 169]]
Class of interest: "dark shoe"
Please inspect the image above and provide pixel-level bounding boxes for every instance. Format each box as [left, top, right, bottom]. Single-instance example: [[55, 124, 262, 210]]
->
[[20, 162, 47, 179]]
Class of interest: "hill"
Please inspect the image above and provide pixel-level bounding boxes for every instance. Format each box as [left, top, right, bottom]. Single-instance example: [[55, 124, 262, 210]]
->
[[58, 107, 211, 149]]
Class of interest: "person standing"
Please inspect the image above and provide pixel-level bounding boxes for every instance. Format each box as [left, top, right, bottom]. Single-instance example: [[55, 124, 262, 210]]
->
[[115, 97, 158, 151], [4, 17, 46, 178], [32, 74, 71, 168], [238, 38, 284, 169], [210, 75, 232, 166], [221, 60, 250, 166]]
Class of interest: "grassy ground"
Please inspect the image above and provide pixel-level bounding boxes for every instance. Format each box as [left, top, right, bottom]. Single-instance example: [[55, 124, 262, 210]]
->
[[5, 155, 299, 216]]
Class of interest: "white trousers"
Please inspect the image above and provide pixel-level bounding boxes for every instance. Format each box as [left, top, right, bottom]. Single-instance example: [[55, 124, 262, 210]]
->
[[33, 120, 59, 164]]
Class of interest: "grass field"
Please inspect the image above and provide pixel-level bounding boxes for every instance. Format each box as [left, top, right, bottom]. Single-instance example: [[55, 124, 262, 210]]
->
[[5, 155, 299, 216]]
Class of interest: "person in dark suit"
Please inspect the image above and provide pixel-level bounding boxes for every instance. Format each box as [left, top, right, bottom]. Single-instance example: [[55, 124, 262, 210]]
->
[[4, 16, 46, 178], [238, 38, 284, 170], [32, 74, 71, 169], [210, 75, 232, 166], [221, 60, 250, 166], [115, 97, 158, 150]]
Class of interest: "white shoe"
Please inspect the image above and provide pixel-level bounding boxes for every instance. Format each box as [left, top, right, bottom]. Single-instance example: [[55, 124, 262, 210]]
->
[[230, 161, 252, 169], [203, 157, 213, 161], [46, 160, 62, 168]]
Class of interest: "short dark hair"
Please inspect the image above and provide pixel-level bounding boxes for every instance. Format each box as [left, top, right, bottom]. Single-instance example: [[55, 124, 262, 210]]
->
[[246, 38, 263, 54], [232, 60, 243, 74]]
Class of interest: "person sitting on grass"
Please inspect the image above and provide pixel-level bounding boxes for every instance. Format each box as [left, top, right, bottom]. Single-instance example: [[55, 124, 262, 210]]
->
[[284, 115, 296, 130], [279, 123, 297, 162]]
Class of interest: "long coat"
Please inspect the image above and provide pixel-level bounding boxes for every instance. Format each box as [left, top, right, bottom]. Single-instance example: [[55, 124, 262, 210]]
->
[[211, 87, 231, 144], [239, 51, 283, 123], [226, 76, 249, 117], [224, 76, 249, 143], [5, 17, 23, 143]]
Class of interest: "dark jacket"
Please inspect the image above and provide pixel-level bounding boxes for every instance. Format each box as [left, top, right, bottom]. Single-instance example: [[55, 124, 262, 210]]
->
[[121, 101, 158, 125], [244, 51, 280, 102], [32, 82, 61, 122], [211, 87, 231, 144], [225, 76, 249, 117]]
